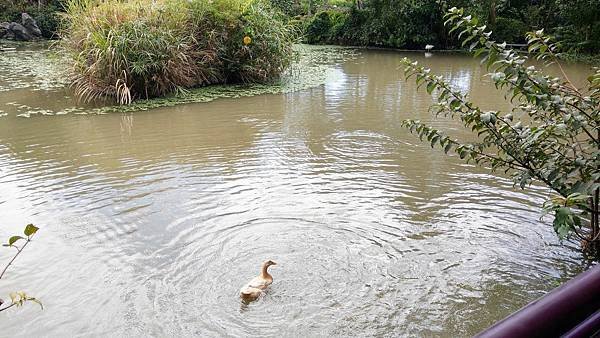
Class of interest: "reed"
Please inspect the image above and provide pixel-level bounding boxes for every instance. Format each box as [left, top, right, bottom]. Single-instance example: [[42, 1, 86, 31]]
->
[[61, 0, 297, 104]]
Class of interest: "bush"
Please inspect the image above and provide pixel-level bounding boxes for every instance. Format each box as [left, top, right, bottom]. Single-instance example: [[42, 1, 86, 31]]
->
[[304, 10, 349, 44], [336, 7, 369, 45], [328, 11, 347, 42], [26, 5, 61, 38], [61, 0, 297, 104], [303, 0, 441, 49], [555, 24, 600, 55], [305, 11, 334, 44], [269, 0, 299, 16], [493, 17, 528, 44], [0, 0, 62, 38], [212, 0, 297, 83]]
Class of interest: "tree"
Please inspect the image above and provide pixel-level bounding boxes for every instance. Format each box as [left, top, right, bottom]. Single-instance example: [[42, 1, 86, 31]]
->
[[555, 0, 600, 53], [401, 7, 600, 257]]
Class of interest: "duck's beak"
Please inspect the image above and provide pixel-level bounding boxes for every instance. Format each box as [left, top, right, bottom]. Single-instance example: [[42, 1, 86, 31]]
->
[[271, 261, 277, 266]]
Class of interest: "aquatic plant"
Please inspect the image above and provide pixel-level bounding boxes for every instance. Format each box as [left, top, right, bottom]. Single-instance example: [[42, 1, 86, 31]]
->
[[61, 0, 204, 104], [401, 8, 600, 258], [4, 45, 353, 117], [0, 224, 42, 312], [61, 0, 297, 104]]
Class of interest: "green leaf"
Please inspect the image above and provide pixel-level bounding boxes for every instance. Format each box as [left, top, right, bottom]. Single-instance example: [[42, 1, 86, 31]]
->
[[8, 236, 23, 246], [481, 112, 492, 123], [474, 47, 486, 57], [24, 224, 39, 237], [430, 135, 440, 148], [426, 82, 436, 94], [553, 207, 574, 239]]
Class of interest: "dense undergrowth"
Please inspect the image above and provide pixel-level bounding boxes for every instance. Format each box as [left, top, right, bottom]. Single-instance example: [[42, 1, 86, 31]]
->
[[4, 0, 599, 60], [295, 0, 600, 56], [0, 0, 62, 38], [60, 0, 297, 104]]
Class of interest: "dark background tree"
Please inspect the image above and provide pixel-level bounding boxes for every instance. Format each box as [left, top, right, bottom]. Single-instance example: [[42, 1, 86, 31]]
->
[[296, 0, 600, 56]]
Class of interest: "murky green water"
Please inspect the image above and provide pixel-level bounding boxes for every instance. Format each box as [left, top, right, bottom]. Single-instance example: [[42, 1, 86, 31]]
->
[[0, 44, 593, 337]]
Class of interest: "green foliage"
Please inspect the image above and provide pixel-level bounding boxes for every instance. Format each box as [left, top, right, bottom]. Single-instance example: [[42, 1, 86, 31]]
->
[[301, 0, 442, 48], [401, 8, 600, 256], [0, 0, 63, 38], [555, 0, 600, 53], [334, 6, 368, 45], [493, 17, 528, 44], [0, 224, 42, 313], [24, 224, 39, 236], [305, 11, 330, 44], [61, 0, 297, 104], [215, 0, 298, 84], [26, 5, 62, 38], [296, 0, 600, 55], [269, 0, 297, 15], [305, 10, 346, 44]]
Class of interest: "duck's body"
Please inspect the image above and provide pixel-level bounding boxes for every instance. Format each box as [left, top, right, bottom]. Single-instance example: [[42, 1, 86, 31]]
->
[[240, 260, 276, 301]]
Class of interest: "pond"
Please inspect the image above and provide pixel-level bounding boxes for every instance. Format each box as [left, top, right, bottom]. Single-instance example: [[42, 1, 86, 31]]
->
[[0, 44, 593, 336]]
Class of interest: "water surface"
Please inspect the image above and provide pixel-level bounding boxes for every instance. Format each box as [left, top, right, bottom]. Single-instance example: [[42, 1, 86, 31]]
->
[[0, 45, 593, 337]]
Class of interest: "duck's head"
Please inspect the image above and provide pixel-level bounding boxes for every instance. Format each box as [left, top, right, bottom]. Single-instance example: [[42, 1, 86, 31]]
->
[[261, 260, 277, 276], [263, 259, 277, 267]]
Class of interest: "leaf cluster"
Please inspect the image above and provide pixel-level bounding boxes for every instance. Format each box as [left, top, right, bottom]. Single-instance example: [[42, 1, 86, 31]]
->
[[401, 7, 600, 241]]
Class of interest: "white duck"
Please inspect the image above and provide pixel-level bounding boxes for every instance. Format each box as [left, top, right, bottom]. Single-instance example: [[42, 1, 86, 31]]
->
[[239, 260, 277, 301]]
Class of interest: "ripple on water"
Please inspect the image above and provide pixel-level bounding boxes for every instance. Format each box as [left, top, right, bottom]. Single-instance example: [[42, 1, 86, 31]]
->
[[0, 46, 587, 337], [141, 216, 411, 337]]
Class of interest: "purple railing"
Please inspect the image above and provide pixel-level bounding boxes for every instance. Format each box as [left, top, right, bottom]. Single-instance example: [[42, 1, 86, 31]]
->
[[477, 264, 600, 337]]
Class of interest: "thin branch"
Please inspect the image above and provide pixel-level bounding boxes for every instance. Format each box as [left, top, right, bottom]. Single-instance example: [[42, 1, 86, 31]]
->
[[0, 235, 34, 280], [0, 303, 16, 313]]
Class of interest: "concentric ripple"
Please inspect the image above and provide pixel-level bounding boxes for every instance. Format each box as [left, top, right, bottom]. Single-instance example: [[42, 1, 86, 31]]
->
[[0, 47, 592, 337]]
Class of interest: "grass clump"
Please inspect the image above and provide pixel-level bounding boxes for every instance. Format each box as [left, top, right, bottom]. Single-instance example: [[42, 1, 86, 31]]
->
[[61, 0, 297, 104]]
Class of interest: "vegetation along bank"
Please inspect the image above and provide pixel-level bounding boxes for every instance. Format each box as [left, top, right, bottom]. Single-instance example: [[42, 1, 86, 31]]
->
[[294, 0, 600, 56], [4, 0, 599, 54], [59, 0, 297, 104]]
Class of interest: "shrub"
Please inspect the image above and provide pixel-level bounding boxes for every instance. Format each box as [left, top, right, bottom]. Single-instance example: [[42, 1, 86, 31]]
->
[[304, 10, 348, 44], [305, 11, 334, 44], [25, 5, 62, 38], [62, 0, 199, 103], [269, 0, 298, 16], [61, 0, 297, 104], [0, 0, 62, 38], [303, 0, 441, 49], [214, 0, 297, 83], [328, 11, 347, 43], [336, 7, 369, 45], [493, 17, 528, 44]]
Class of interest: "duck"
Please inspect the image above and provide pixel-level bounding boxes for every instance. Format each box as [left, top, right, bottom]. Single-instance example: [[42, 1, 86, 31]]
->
[[239, 260, 277, 301]]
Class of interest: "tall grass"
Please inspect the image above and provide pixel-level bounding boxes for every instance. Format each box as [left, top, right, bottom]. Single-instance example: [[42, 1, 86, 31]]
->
[[61, 0, 297, 104]]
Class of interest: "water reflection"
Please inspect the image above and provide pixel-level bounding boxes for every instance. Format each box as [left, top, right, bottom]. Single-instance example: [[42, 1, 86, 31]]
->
[[0, 47, 592, 337]]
